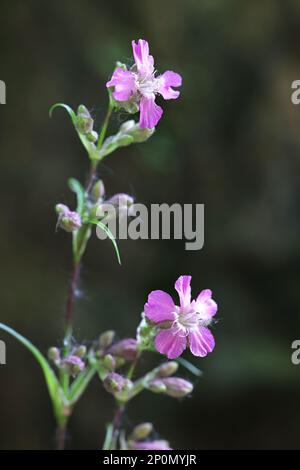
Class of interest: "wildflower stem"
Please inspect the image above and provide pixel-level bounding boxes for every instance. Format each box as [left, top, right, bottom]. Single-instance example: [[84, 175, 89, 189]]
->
[[97, 100, 114, 150], [64, 261, 81, 339], [85, 161, 98, 194], [56, 422, 68, 450], [127, 351, 142, 380], [111, 403, 125, 450]]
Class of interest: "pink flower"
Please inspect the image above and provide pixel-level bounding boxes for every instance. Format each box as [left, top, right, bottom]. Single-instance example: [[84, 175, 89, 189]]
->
[[144, 275, 218, 359], [106, 39, 182, 129]]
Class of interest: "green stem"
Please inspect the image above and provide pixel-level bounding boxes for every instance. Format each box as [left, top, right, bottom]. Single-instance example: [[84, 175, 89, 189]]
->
[[103, 423, 114, 450], [127, 351, 141, 380], [97, 100, 114, 150]]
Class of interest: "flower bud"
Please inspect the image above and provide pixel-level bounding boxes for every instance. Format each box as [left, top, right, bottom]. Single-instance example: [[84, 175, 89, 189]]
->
[[76, 106, 94, 134], [61, 355, 85, 377], [91, 180, 105, 201], [55, 204, 82, 232], [74, 345, 86, 358], [131, 423, 153, 441], [147, 379, 167, 393], [87, 130, 98, 142], [119, 98, 139, 114], [120, 120, 154, 143], [107, 194, 134, 219], [48, 347, 60, 365], [103, 372, 126, 394], [156, 361, 178, 377], [107, 193, 134, 208], [108, 338, 138, 362], [162, 377, 193, 398], [55, 203, 68, 215], [99, 330, 115, 349], [103, 354, 116, 371], [77, 104, 90, 116]]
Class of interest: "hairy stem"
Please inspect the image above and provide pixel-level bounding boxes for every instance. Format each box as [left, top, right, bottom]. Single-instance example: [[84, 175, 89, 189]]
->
[[64, 261, 81, 343], [85, 161, 98, 194]]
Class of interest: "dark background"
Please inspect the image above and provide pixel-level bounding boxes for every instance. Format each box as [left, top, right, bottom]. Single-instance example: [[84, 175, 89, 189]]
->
[[1, 0, 300, 450]]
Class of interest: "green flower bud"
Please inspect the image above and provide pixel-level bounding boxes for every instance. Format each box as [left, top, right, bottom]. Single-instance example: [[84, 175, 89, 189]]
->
[[120, 98, 139, 114], [48, 347, 60, 364], [120, 120, 154, 143], [131, 423, 153, 441], [77, 104, 90, 116], [103, 354, 116, 371], [74, 345, 87, 358], [156, 361, 179, 377], [87, 130, 98, 142], [91, 180, 105, 201], [76, 113, 94, 134], [99, 330, 115, 349], [147, 379, 167, 393]]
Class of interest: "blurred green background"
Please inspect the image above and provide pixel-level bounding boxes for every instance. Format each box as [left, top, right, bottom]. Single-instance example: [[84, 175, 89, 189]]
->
[[1, 0, 300, 450]]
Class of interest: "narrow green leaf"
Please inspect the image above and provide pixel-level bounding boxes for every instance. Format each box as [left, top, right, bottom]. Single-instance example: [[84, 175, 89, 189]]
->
[[0, 323, 67, 421], [49, 102, 76, 123], [103, 423, 114, 450], [49, 103, 100, 162], [68, 178, 85, 215], [176, 357, 203, 377], [89, 219, 121, 265], [68, 366, 96, 404]]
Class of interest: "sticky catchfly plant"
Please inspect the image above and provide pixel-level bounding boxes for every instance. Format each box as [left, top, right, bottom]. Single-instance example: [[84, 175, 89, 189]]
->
[[144, 275, 218, 359], [106, 39, 182, 129], [0, 38, 220, 451]]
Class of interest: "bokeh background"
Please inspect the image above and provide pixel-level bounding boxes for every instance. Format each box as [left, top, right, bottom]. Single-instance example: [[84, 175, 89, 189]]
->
[[1, 0, 300, 450]]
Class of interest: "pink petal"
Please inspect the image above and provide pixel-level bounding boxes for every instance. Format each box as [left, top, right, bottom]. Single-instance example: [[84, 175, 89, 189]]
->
[[158, 71, 182, 100], [175, 275, 192, 309], [189, 326, 215, 357], [144, 290, 176, 323], [195, 289, 218, 320], [106, 67, 136, 101], [155, 327, 187, 359], [139, 96, 163, 129], [132, 39, 154, 76]]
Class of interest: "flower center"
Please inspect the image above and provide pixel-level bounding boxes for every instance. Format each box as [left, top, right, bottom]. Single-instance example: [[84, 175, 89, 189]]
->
[[136, 74, 159, 96], [172, 308, 199, 336]]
